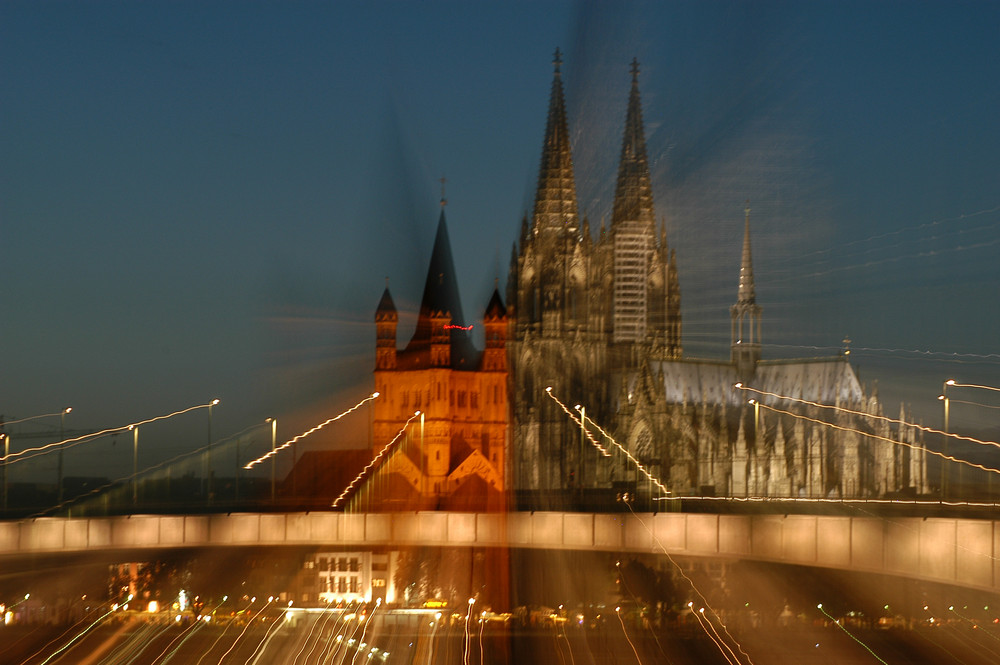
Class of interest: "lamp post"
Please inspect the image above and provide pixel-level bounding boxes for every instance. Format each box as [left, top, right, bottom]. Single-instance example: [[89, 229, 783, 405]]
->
[[206, 399, 219, 504], [130, 425, 139, 507], [57, 407, 72, 505], [939, 380, 953, 499], [578, 405, 585, 507], [269, 417, 277, 505], [420, 411, 426, 497], [2, 433, 7, 514]]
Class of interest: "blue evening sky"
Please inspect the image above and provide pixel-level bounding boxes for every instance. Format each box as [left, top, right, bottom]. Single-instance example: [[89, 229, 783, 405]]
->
[[2, 1, 997, 477]]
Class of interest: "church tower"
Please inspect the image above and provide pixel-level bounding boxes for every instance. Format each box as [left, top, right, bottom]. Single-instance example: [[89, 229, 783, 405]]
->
[[730, 203, 762, 380], [372, 203, 507, 508], [609, 58, 681, 359]]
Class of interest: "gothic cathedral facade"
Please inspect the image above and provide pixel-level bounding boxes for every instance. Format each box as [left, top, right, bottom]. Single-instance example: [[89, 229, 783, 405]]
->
[[505, 51, 928, 501]]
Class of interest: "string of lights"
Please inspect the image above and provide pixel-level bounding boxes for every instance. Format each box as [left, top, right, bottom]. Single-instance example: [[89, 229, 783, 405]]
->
[[214, 597, 274, 665], [0, 409, 72, 428], [653, 494, 1000, 509], [551, 389, 668, 493], [816, 603, 890, 664], [735, 383, 1000, 452], [27, 420, 273, 518], [614, 603, 647, 665], [244, 393, 379, 470], [688, 603, 741, 665], [331, 411, 420, 508], [1, 400, 219, 466], [947, 399, 1000, 410], [542, 388, 611, 457], [948, 381, 1000, 393], [753, 400, 1000, 477]]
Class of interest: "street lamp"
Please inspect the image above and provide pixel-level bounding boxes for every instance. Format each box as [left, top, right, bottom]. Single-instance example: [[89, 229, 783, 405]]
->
[[939, 380, 952, 498], [577, 405, 585, 503], [269, 418, 277, 505], [206, 399, 219, 504], [1, 433, 7, 514], [57, 407, 72, 505], [130, 425, 139, 507]]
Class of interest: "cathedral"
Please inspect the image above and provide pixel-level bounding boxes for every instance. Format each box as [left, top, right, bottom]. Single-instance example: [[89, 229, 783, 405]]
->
[[370, 50, 929, 509], [504, 51, 928, 501]]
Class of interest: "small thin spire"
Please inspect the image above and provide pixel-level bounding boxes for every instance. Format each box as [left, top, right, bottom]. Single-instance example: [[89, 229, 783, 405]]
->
[[439, 175, 447, 207], [630, 56, 640, 82], [553, 47, 562, 75], [737, 200, 756, 305]]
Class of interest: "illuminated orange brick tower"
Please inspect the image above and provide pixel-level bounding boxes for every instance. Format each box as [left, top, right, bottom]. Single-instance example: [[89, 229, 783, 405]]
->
[[373, 206, 507, 510]]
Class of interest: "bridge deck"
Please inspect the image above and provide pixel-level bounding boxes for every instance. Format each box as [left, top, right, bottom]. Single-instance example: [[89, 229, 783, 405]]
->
[[1, 511, 997, 592]]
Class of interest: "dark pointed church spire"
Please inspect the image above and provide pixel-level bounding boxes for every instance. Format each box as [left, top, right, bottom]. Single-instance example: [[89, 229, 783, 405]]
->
[[405, 209, 469, 356], [611, 57, 656, 234], [611, 58, 657, 344], [532, 47, 580, 236]]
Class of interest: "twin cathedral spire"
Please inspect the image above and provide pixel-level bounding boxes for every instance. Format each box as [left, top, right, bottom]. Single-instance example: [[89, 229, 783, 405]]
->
[[509, 50, 683, 363], [511, 49, 759, 370]]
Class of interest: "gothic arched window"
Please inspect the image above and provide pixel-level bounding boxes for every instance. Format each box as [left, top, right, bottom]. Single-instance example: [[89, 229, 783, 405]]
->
[[634, 428, 653, 462]]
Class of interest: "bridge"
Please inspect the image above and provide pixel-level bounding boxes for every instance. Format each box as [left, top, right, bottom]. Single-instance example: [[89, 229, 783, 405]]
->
[[2, 510, 998, 593]]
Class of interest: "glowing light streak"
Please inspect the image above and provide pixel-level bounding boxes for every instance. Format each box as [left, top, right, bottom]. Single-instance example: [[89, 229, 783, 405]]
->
[[350, 598, 381, 665], [29, 419, 273, 518], [735, 383, 1000, 453], [946, 398, 1000, 410], [689, 604, 738, 665], [464, 597, 475, 665], [654, 494, 1000, 511], [444, 324, 473, 330], [244, 392, 379, 469], [214, 597, 273, 665], [793, 204, 1000, 262], [15, 604, 109, 665], [337, 604, 371, 665], [1, 401, 219, 465], [194, 598, 256, 665], [948, 381, 1000, 393], [754, 400, 1000, 476], [615, 605, 645, 665], [35, 603, 119, 665], [624, 504, 757, 665], [816, 604, 889, 665], [543, 388, 611, 457], [332, 411, 420, 508], [763, 344, 1000, 363], [479, 610, 487, 665], [553, 390, 669, 494], [0, 408, 72, 427], [244, 603, 291, 665], [154, 597, 229, 665], [698, 606, 743, 665], [297, 600, 341, 665]]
